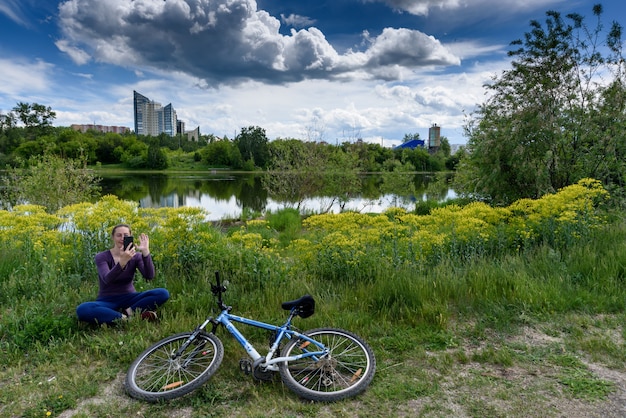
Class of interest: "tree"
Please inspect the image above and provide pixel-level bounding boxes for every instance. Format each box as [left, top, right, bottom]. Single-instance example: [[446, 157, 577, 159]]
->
[[56, 128, 98, 162], [456, 4, 626, 204], [402, 132, 420, 143], [95, 132, 125, 164], [263, 139, 323, 208], [146, 140, 169, 169], [120, 137, 149, 168], [235, 126, 270, 169], [264, 139, 361, 212], [12, 102, 56, 139], [396, 147, 436, 172], [203, 138, 242, 167], [438, 137, 451, 158], [0, 111, 16, 130]]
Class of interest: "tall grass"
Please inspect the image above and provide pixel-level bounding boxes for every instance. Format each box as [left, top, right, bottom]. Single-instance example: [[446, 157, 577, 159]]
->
[[1, 179, 624, 416]]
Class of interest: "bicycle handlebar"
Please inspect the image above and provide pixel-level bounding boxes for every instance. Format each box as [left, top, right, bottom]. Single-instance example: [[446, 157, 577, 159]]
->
[[212, 271, 229, 310]]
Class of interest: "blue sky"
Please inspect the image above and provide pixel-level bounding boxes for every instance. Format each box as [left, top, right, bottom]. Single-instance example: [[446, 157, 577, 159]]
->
[[1, 0, 624, 146]]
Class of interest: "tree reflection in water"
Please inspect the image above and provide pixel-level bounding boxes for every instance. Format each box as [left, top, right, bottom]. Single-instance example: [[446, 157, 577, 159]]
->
[[98, 172, 455, 220]]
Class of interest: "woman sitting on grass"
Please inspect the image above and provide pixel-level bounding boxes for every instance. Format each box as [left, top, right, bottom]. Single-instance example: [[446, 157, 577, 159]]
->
[[76, 224, 169, 325]]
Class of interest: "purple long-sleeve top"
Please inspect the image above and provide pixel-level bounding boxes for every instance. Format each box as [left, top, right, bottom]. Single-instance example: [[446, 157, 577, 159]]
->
[[95, 250, 156, 298]]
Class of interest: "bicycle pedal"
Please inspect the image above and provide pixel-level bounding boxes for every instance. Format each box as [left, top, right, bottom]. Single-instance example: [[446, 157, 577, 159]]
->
[[162, 380, 184, 390], [350, 368, 363, 383], [239, 358, 252, 375]]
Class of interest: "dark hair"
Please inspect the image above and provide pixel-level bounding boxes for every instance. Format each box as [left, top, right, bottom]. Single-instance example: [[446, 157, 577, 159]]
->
[[111, 224, 132, 236]]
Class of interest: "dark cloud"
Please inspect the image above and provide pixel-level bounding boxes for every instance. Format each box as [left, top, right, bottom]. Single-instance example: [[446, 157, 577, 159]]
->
[[57, 0, 460, 85]]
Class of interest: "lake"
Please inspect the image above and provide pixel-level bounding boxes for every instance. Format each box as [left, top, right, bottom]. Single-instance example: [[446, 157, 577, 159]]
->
[[98, 172, 456, 221]]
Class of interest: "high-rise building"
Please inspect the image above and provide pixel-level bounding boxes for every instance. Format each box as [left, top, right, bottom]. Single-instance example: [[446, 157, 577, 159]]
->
[[133, 90, 178, 137], [176, 120, 186, 136], [162, 104, 177, 137], [133, 90, 150, 135]]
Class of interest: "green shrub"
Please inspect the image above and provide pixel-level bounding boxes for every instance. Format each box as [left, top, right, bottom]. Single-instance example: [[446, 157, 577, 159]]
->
[[1, 153, 100, 212]]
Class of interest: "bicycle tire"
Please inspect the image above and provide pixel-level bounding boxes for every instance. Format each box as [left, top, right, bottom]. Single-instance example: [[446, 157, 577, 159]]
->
[[125, 331, 224, 402], [279, 327, 376, 402]]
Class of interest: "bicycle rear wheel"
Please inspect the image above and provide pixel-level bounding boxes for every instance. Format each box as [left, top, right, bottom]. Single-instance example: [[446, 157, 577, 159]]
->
[[125, 331, 223, 401], [279, 327, 376, 402]]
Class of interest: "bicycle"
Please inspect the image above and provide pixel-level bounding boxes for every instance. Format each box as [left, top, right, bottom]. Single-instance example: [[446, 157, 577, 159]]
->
[[125, 272, 376, 402]]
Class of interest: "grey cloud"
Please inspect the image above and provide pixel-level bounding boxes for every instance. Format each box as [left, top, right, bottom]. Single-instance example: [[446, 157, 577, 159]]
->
[[364, 28, 460, 67], [57, 0, 460, 85], [280, 13, 316, 28]]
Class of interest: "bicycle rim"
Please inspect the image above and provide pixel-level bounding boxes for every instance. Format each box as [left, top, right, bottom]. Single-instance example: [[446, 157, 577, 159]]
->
[[279, 328, 376, 402], [125, 331, 223, 401]]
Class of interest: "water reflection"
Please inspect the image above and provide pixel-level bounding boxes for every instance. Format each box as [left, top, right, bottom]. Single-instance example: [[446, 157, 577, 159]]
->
[[98, 172, 455, 221]]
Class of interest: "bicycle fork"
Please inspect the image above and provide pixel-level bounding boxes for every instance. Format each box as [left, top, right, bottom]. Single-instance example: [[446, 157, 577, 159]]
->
[[171, 318, 214, 364]]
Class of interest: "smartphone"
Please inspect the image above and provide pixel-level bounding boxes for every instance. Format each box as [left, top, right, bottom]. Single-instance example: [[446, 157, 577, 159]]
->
[[123, 236, 134, 250]]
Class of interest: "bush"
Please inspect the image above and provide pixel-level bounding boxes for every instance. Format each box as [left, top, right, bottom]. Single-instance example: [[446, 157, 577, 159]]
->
[[0, 153, 100, 212]]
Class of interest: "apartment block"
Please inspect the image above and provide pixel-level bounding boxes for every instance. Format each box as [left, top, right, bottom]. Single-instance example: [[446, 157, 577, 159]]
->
[[133, 90, 177, 137], [71, 124, 129, 134]]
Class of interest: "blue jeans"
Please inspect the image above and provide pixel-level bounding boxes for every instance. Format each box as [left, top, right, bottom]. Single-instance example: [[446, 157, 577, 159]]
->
[[76, 288, 169, 325]]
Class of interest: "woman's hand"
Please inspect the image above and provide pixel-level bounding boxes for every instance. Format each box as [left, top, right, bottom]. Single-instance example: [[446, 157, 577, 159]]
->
[[136, 233, 150, 256], [119, 243, 136, 268]]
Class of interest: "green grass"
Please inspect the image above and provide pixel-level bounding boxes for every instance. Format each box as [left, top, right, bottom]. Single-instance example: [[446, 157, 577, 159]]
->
[[2, 215, 626, 417]]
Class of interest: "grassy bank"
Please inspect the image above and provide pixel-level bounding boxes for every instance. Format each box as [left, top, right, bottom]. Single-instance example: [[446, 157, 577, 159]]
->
[[1, 179, 625, 417]]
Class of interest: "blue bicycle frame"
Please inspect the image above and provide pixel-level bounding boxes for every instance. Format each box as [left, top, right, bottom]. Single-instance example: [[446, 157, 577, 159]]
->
[[195, 308, 327, 372]]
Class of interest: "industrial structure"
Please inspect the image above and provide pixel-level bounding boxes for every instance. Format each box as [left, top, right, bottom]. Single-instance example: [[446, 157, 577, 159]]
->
[[394, 124, 441, 152]]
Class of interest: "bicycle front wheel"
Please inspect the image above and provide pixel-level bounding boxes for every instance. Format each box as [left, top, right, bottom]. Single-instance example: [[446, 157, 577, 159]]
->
[[279, 327, 376, 402], [125, 331, 224, 402]]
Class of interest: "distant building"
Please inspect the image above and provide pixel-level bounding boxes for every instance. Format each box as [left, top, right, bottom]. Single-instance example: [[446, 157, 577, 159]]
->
[[176, 120, 186, 136], [394, 138, 425, 150], [428, 124, 441, 148], [133, 90, 201, 140], [71, 124, 129, 134], [133, 90, 178, 137], [185, 126, 200, 142], [162, 103, 177, 137], [392, 124, 443, 152], [178, 120, 200, 141]]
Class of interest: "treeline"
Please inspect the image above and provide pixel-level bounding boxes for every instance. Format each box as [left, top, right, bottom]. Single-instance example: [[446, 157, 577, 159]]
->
[[0, 104, 459, 173], [0, 103, 203, 170]]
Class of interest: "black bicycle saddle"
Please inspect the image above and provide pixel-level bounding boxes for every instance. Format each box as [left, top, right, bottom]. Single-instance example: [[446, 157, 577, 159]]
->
[[281, 295, 315, 318]]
